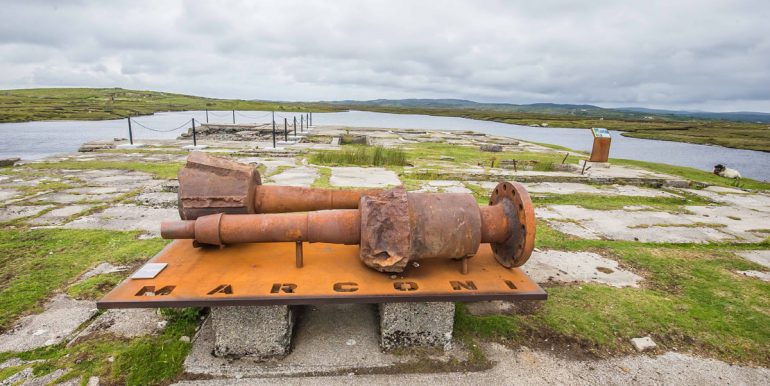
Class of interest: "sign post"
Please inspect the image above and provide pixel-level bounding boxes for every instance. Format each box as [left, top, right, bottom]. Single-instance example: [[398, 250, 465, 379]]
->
[[589, 127, 611, 163]]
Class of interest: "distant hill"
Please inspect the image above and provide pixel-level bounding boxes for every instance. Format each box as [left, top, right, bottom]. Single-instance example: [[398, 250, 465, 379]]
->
[[617, 107, 770, 123], [326, 98, 618, 117], [324, 98, 770, 123]]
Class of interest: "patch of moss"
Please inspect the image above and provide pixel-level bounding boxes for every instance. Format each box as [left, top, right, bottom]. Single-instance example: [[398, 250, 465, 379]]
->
[[24, 160, 183, 180], [0, 229, 168, 331]]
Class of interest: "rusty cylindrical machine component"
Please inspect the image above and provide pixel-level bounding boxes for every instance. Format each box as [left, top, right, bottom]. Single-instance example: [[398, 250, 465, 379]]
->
[[162, 182, 536, 273], [177, 152, 382, 220]]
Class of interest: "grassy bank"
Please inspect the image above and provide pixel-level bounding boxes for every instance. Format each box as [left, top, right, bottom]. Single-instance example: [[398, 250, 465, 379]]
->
[[0, 88, 342, 123], [611, 158, 770, 191], [323, 104, 770, 152], [456, 223, 770, 365], [25, 160, 184, 180], [310, 146, 408, 167], [0, 229, 168, 331]]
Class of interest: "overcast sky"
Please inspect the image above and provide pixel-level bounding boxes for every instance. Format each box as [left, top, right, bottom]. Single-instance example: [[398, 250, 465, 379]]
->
[[1, 0, 769, 112]]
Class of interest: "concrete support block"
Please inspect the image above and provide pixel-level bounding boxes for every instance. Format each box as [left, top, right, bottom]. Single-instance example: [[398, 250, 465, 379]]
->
[[211, 305, 294, 359], [378, 302, 454, 351]]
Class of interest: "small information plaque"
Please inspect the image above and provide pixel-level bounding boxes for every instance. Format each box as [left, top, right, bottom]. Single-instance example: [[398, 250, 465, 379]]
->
[[591, 127, 611, 138], [130, 263, 168, 279]]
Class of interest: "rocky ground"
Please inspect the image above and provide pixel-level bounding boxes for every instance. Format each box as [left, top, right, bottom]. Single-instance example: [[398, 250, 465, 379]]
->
[[0, 125, 768, 385]]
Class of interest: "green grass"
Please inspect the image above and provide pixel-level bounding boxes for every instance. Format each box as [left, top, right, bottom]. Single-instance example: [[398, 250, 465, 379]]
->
[[531, 190, 713, 211], [456, 222, 770, 365], [310, 145, 408, 167], [322, 104, 770, 152], [402, 142, 582, 170], [24, 160, 183, 179], [0, 87, 341, 123], [612, 158, 770, 191], [311, 167, 332, 188], [67, 272, 126, 300], [397, 142, 770, 191], [0, 308, 200, 385], [0, 229, 167, 331], [0, 365, 26, 382]]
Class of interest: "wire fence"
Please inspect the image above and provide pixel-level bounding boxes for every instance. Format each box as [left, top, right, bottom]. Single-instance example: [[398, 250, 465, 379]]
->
[[130, 118, 193, 133], [124, 110, 314, 148]]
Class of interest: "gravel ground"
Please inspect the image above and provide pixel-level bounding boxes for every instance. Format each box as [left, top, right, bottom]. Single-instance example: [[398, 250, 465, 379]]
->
[[172, 342, 770, 385]]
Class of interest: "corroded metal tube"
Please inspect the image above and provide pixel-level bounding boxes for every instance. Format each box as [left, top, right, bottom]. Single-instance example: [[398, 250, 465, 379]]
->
[[254, 185, 381, 214], [161, 210, 361, 245], [162, 182, 536, 273], [177, 152, 383, 220]]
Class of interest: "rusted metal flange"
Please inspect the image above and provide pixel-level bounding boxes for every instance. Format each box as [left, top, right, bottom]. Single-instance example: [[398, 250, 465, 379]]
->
[[488, 181, 536, 267]]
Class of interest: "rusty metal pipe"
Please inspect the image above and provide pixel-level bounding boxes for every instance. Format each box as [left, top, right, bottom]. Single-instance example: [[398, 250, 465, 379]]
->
[[163, 181, 536, 273], [161, 210, 361, 246], [254, 185, 381, 214], [178, 152, 383, 220], [479, 204, 511, 243]]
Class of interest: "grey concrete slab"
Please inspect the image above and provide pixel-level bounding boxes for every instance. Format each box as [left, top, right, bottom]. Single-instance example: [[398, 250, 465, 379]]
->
[[704, 186, 748, 194], [475, 181, 678, 197], [537, 205, 739, 243], [63, 186, 131, 195], [78, 262, 128, 281], [27, 204, 93, 225], [417, 180, 472, 193], [329, 167, 401, 188], [737, 270, 770, 281], [252, 159, 297, 175], [134, 191, 178, 208], [29, 192, 109, 204], [269, 166, 318, 187], [73, 309, 164, 341], [87, 172, 153, 186], [523, 250, 643, 288], [681, 189, 770, 213], [0, 295, 96, 352], [736, 250, 770, 269], [61, 205, 177, 237], [683, 205, 770, 242], [0, 188, 20, 202], [18, 368, 66, 386], [0, 205, 53, 222]]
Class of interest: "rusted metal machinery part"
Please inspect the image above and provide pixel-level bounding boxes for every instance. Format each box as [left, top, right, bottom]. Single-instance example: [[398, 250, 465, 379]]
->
[[358, 188, 481, 272], [162, 184, 536, 273], [489, 181, 536, 268], [177, 152, 382, 220], [178, 151, 260, 220]]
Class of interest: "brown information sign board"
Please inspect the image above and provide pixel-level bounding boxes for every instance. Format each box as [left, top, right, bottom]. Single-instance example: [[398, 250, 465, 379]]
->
[[98, 240, 547, 309]]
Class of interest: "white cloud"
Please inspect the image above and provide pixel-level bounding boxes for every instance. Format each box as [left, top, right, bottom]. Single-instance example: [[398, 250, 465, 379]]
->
[[0, 0, 768, 111]]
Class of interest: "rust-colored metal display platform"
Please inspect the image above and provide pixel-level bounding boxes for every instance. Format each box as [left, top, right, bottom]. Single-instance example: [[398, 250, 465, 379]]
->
[[98, 240, 547, 309]]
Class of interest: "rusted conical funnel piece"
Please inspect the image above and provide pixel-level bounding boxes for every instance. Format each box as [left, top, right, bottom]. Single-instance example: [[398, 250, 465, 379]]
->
[[177, 152, 382, 220], [163, 182, 536, 273]]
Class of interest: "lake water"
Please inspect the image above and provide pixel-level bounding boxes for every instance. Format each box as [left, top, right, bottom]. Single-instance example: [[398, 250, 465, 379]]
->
[[1, 109, 768, 182]]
